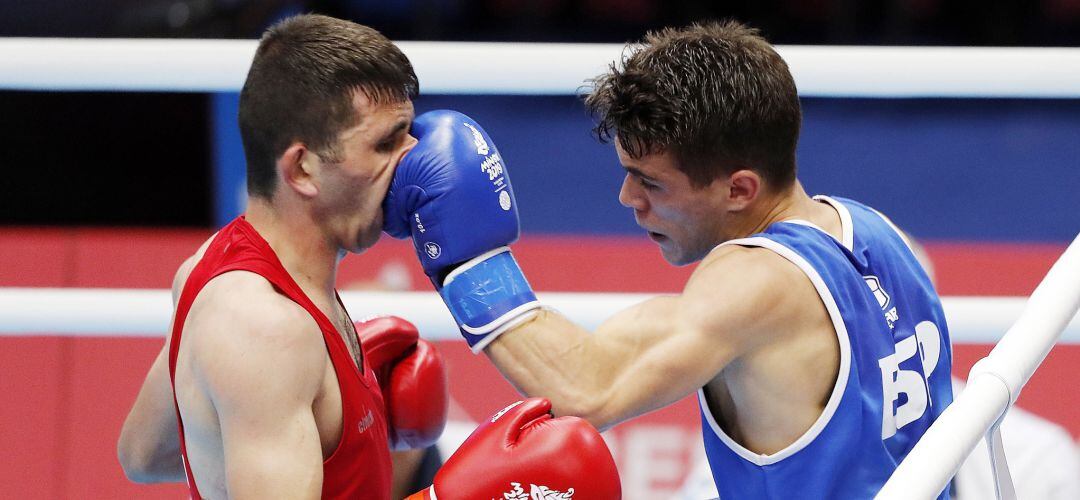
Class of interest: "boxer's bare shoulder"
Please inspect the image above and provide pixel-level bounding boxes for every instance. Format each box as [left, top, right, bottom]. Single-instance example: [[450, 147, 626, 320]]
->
[[684, 243, 819, 341], [182, 270, 323, 369], [169, 233, 217, 301], [179, 269, 326, 427]]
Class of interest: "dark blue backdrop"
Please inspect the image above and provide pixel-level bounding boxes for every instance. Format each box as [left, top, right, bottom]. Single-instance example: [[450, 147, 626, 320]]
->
[[212, 95, 1080, 242]]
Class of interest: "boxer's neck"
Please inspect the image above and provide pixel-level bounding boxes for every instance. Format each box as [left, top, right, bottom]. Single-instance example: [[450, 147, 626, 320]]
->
[[735, 181, 841, 241], [245, 197, 340, 296]]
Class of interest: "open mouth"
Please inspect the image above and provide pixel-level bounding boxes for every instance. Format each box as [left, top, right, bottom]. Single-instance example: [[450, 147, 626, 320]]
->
[[647, 231, 667, 243]]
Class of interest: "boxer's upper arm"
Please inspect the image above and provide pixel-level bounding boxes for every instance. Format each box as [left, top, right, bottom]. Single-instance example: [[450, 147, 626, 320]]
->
[[194, 277, 326, 499], [486, 245, 799, 430], [595, 246, 798, 425], [118, 253, 202, 483]]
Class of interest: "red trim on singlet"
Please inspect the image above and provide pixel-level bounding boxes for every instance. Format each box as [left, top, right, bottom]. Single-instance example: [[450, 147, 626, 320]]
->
[[167, 216, 392, 499]]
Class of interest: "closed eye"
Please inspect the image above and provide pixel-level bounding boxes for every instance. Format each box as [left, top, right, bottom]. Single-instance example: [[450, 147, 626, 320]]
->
[[638, 176, 660, 191], [625, 167, 660, 191], [375, 120, 410, 153], [375, 137, 398, 153]]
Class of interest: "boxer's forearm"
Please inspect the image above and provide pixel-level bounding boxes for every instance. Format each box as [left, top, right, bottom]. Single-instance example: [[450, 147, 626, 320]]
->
[[118, 444, 186, 484], [485, 304, 693, 431], [119, 347, 186, 483], [484, 309, 622, 429], [485, 296, 740, 432]]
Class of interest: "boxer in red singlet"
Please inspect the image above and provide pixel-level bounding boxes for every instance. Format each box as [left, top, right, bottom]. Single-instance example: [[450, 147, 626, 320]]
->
[[117, 15, 425, 498]]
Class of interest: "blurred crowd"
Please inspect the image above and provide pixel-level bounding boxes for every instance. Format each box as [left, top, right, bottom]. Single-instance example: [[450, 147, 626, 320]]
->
[[4, 0, 1080, 45]]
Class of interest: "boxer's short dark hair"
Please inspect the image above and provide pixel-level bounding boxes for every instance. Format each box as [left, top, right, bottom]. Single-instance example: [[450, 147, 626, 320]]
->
[[585, 20, 800, 189], [239, 14, 418, 199]]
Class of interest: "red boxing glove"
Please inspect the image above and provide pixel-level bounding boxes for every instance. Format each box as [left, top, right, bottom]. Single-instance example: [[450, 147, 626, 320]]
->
[[406, 398, 621, 500], [355, 316, 448, 451]]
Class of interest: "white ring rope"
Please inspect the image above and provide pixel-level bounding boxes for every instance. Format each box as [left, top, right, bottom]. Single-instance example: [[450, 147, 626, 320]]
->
[[1, 38, 1080, 97], [0, 289, 1077, 344], [876, 232, 1080, 500]]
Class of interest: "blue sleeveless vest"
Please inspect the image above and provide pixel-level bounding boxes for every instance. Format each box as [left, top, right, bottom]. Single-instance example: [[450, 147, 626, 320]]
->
[[700, 196, 952, 499]]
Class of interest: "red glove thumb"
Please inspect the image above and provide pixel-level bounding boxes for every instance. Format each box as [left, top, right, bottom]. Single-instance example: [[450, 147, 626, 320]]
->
[[355, 316, 448, 450]]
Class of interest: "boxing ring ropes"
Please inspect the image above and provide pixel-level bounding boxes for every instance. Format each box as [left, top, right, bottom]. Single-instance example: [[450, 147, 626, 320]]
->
[[2, 38, 1080, 499]]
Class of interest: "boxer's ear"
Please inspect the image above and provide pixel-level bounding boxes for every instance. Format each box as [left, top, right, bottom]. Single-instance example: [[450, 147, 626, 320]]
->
[[725, 169, 762, 212], [279, 142, 319, 198]]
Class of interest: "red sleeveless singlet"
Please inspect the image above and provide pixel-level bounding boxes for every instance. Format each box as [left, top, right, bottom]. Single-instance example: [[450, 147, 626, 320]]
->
[[167, 216, 392, 499]]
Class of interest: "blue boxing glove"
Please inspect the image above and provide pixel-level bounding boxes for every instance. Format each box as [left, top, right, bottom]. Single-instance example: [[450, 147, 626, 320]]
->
[[383, 110, 540, 352]]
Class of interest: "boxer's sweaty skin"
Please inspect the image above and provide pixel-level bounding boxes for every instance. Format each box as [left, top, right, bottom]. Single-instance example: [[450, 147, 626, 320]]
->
[[485, 146, 844, 455], [174, 258, 353, 498], [119, 235, 362, 498], [119, 93, 416, 498]]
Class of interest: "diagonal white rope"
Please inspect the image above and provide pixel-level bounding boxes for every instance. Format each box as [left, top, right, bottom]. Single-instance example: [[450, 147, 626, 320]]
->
[[876, 232, 1080, 499], [1, 39, 1080, 97]]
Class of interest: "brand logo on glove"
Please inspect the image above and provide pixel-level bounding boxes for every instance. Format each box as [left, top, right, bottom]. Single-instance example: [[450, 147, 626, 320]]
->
[[414, 213, 426, 233], [500, 482, 575, 500], [490, 400, 525, 423], [480, 153, 504, 181], [480, 152, 510, 203], [425, 242, 442, 259], [462, 122, 490, 155]]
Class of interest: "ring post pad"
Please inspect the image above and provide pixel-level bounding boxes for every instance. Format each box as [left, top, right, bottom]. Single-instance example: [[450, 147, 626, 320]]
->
[[439, 247, 540, 352]]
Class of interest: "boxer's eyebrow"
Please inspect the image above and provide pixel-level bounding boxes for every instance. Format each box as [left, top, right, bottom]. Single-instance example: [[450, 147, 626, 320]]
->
[[623, 166, 657, 182]]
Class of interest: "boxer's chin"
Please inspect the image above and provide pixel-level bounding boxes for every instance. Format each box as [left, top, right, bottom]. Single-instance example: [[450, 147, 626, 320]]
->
[[352, 211, 384, 251], [657, 240, 698, 267], [652, 233, 681, 265], [658, 246, 682, 266], [352, 229, 381, 254]]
